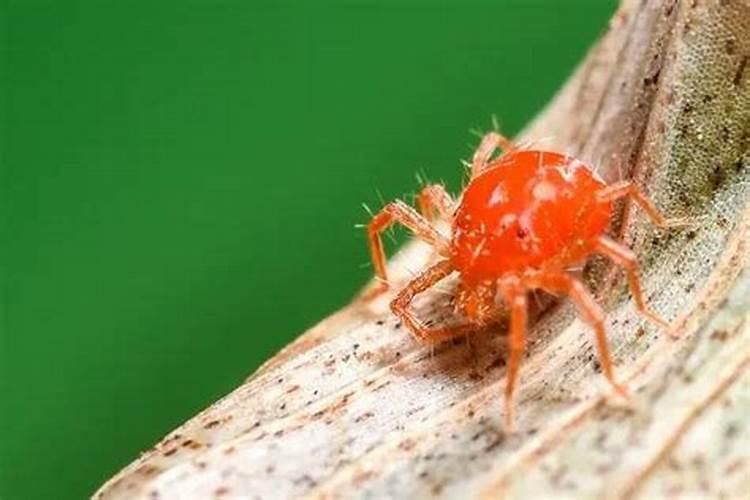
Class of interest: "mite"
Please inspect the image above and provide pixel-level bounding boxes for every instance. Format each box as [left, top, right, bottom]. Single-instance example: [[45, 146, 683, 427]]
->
[[365, 131, 674, 428]]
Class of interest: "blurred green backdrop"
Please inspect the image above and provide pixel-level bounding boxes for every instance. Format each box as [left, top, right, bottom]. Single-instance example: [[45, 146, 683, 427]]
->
[[1, 1, 615, 498]]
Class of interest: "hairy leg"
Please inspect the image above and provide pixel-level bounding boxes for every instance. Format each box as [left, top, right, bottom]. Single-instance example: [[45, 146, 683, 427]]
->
[[367, 200, 449, 292], [596, 180, 671, 227], [390, 260, 475, 344], [471, 131, 515, 178], [499, 284, 528, 431], [594, 235, 669, 329], [532, 272, 628, 397], [417, 184, 456, 222]]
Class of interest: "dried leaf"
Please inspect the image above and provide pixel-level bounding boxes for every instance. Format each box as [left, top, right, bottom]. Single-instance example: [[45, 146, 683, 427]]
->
[[94, 1, 749, 499]]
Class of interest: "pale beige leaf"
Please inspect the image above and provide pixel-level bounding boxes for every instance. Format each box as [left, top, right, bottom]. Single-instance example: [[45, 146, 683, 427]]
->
[[94, 1, 750, 499]]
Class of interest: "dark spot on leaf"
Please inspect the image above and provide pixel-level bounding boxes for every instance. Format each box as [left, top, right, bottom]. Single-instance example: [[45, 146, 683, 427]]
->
[[486, 356, 506, 371], [204, 419, 221, 429], [182, 439, 202, 449], [711, 329, 729, 341], [398, 438, 416, 451], [725, 38, 736, 55], [725, 423, 739, 438], [711, 164, 726, 190], [643, 68, 660, 86], [733, 56, 747, 86], [484, 435, 505, 452]]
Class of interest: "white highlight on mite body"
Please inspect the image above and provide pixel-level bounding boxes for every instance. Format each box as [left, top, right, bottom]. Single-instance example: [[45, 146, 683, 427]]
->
[[490, 185, 508, 205], [532, 180, 558, 201]]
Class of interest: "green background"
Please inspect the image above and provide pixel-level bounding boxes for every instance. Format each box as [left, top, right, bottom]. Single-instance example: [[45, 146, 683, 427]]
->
[[1, 1, 614, 498]]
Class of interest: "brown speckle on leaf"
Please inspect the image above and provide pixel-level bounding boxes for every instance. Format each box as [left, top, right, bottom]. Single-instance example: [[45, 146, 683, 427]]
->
[[182, 439, 202, 450], [399, 438, 417, 451], [135, 465, 160, 476], [711, 329, 729, 341], [732, 56, 747, 86], [92, 3, 750, 499], [352, 470, 375, 486], [354, 411, 375, 423], [203, 419, 221, 429]]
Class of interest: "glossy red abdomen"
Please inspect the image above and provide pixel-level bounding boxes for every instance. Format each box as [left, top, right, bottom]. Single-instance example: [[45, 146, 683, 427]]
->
[[451, 150, 612, 281]]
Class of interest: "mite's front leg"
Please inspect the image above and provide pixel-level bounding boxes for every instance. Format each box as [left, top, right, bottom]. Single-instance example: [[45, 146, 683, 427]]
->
[[367, 200, 449, 294], [417, 184, 456, 223], [390, 260, 474, 344]]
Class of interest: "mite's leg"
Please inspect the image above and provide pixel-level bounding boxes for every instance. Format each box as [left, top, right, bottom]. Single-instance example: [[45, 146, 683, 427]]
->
[[368, 200, 450, 292], [596, 180, 670, 227], [417, 184, 456, 222], [391, 260, 475, 344], [593, 236, 669, 329], [536, 272, 628, 397], [501, 288, 528, 431], [471, 131, 515, 178]]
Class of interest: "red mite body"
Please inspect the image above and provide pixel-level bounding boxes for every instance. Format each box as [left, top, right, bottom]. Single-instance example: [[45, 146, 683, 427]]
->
[[452, 150, 612, 280], [365, 132, 673, 429]]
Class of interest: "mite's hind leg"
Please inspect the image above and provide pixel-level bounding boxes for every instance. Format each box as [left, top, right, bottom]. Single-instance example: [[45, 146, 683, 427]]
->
[[498, 283, 528, 431], [535, 273, 629, 398], [417, 184, 456, 223], [594, 236, 669, 329], [367, 200, 450, 294], [596, 180, 686, 228], [390, 260, 475, 344], [471, 131, 515, 178]]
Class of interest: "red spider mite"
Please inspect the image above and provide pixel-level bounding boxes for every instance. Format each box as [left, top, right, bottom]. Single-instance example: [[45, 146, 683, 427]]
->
[[365, 131, 675, 429]]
